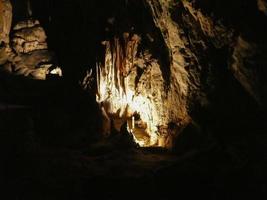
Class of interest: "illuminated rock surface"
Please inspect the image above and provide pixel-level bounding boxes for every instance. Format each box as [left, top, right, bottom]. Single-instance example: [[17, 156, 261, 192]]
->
[[0, 0, 12, 44], [96, 34, 175, 147], [0, 1, 62, 80]]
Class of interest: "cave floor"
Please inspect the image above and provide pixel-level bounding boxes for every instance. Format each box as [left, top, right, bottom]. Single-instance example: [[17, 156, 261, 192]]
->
[[2, 131, 267, 200], [0, 92, 267, 199]]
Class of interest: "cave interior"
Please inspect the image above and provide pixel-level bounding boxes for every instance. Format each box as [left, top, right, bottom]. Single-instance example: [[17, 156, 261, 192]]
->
[[1, 0, 267, 199]]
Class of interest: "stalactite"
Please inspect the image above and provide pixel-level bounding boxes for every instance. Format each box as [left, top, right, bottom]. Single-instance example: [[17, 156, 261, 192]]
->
[[96, 33, 161, 147]]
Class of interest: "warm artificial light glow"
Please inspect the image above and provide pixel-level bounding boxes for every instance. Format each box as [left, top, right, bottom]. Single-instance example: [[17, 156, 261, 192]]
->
[[96, 38, 160, 147], [49, 67, 63, 77], [96, 62, 159, 146]]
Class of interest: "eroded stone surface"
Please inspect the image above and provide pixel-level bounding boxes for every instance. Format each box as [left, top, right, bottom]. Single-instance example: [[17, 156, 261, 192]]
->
[[12, 22, 48, 53], [0, 0, 12, 44], [0, 3, 62, 80]]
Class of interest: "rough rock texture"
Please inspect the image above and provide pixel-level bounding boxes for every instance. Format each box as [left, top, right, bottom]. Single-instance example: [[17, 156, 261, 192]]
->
[[0, 0, 12, 65], [231, 36, 267, 105], [146, 1, 191, 116], [144, 0, 193, 147], [0, 1, 61, 80], [0, 0, 12, 44], [7, 19, 56, 79], [2, 19, 58, 80], [12, 19, 48, 53], [148, 0, 267, 103], [93, 0, 267, 146]]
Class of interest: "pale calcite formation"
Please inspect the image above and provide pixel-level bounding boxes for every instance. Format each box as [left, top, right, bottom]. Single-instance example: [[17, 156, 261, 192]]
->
[[95, 28, 190, 147], [96, 34, 165, 147]]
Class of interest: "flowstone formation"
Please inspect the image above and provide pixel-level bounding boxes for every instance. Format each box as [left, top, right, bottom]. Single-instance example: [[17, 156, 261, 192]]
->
[[94, 29, 191, 148], [96, 33, 167, 147]]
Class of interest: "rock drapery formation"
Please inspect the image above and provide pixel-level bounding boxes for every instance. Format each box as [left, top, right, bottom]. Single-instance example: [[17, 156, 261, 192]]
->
[[95, 19, 191, 147], [87, 0, 267, 148], [96, 33, 169, 147]]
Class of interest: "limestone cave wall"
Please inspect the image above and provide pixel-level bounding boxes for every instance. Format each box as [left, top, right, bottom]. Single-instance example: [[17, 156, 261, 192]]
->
[[1, 0, 267, 149]]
